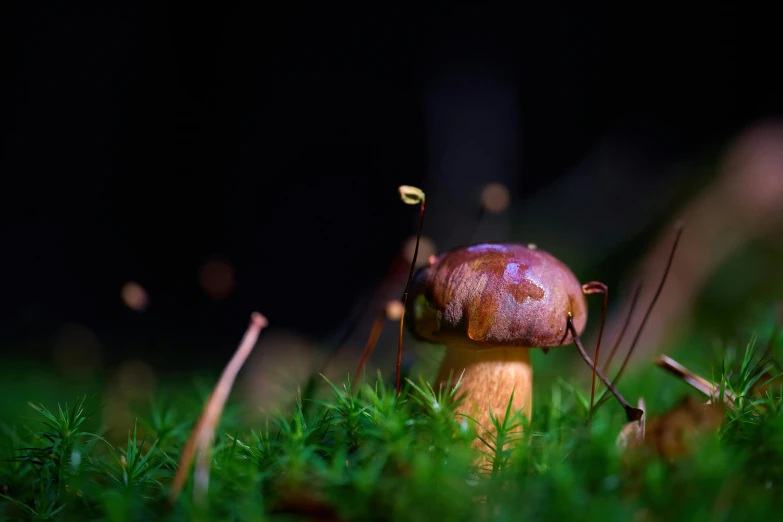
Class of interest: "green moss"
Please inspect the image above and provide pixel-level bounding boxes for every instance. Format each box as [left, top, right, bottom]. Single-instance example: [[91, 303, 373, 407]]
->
[[1, 330, 782, 521]]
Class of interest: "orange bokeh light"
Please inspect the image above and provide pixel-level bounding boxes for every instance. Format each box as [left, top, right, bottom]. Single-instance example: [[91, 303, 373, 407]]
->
[[121, 281, 149, 311], [199, 257, 236, 300], [385, 300, 404, 321], [481, 182, 511, 213], [402, 235, 436, 268]]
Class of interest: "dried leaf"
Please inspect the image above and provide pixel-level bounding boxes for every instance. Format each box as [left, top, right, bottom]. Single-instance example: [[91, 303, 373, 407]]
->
[[644, 395, 724, 460], [750, 369, 781, 396], [271, 486, 342, 522]]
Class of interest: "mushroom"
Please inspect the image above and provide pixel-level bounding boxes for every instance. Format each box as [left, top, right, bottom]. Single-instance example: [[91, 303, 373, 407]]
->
[[407, 242, 639, 452]]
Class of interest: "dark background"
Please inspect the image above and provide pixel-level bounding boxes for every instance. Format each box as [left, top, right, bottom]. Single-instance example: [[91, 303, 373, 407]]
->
[[1, 4, 779, 374]]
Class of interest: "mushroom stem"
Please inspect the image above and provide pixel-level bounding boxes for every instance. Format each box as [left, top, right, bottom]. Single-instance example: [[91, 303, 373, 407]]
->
[[436, 341, 532, 449]]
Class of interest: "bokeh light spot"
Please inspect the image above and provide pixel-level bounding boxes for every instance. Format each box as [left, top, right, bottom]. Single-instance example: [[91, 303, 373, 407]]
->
[[403, 236, 437, 268], [103, 359, 157, 442], [239, 330, 319, 421], [121, 281, 149, 311], [481, 182, 511, 213], [385, 300, 404, 321], [199, 257, 236, 300], [115, 359, 157, 399]]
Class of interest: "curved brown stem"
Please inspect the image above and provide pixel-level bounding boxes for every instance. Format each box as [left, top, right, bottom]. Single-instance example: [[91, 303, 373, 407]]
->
[[353, 309, 387, 392], [594, 223, 684, 412], [609, 222, 684, 388], [170, 312, 269, 505], [581, 281, 608, 423], [602, 282, 643, 371], [397, 195, 426, 396], [567, 314, 643, 423]]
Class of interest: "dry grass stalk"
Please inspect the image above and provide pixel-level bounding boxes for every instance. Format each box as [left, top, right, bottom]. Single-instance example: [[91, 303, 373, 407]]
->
[[169, 312, 269, 505], [653, 355, 736, 409]]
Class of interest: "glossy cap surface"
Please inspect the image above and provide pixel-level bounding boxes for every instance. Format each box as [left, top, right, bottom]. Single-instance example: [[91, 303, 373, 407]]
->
[[409, 243, 587, 348]]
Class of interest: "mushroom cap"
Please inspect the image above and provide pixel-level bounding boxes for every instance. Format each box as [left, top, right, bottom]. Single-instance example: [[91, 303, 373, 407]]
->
[[408, 243, 587, 348]]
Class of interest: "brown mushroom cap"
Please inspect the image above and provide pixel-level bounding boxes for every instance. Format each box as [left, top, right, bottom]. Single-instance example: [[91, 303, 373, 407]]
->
[[408, 243, 587, 348]]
